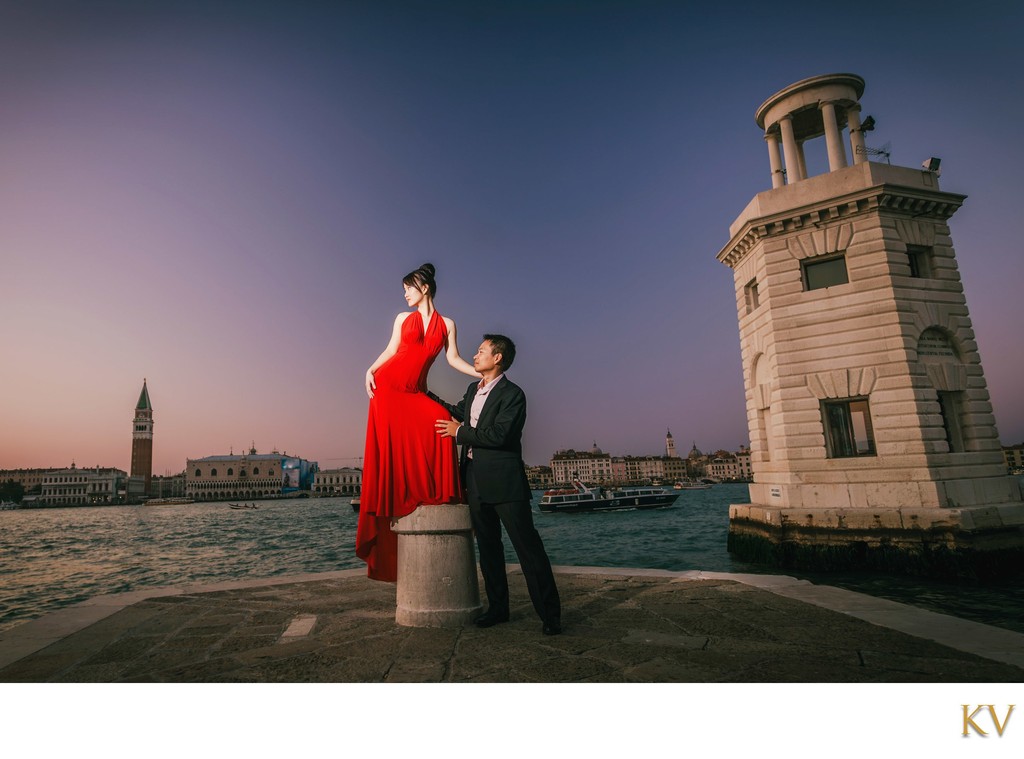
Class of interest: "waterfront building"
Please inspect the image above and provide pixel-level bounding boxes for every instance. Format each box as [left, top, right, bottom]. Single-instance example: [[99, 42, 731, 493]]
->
[[1004, 445, 1024, 473], [129, 380, 154, 496], [40, 465, 127, 506], [150, 473, 186, 499], [313, 467, 361, 496], [684, 443, 708, 478], [525, 465, 554, 490], [717, 73, 1023, 576], [613, 455, 688, 484], [619, 456, 661, 483], [185, 447, 318, 501], [553, 438, 689, 486], [705, 447, 753, 482], [0, 468, 51, 495], [736, 445, 752, 479], [663, 455, 688, 482], [551, 445, 613, 485]]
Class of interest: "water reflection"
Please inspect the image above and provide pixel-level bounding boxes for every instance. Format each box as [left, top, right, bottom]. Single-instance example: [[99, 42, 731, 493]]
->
[[1, 487, 1021, 635]]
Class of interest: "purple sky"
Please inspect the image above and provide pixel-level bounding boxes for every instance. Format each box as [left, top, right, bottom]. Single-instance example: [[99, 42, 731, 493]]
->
[[3, 0, 1022, 473]]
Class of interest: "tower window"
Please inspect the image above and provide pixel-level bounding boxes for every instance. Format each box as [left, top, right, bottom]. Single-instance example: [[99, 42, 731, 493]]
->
[[744, 278, 760, 314], [822, 398, 876, 458], [803, 254, 849, 291], [937, 391, 965, 452], [907, 245, 933, 278]]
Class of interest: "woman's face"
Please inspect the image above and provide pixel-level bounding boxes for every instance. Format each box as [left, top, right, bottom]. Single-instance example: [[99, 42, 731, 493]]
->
[[404, 282, 428, 307]]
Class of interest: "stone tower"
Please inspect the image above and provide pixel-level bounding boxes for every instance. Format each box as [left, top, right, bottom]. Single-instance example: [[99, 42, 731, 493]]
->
[[130, 379, 153, 495], [666, 429, 677, 459], [717, 73, 1023, 578]]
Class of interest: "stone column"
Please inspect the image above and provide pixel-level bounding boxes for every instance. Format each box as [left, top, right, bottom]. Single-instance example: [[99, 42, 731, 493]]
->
[[392, 503, 482, 627], [848, 107, 867, 165], [820, 100, 848, 171], [779, 116, 804, 182], [766, 132, 785, 188]]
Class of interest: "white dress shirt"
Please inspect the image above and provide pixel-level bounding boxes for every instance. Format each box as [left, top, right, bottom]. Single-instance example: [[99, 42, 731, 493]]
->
[[461, 374, 504, 458]]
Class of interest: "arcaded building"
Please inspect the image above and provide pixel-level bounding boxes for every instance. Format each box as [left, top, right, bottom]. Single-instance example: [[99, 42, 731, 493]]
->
[[186, 448, 319, 501]]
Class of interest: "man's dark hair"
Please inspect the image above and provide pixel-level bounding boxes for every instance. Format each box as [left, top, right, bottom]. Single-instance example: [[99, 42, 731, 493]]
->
[[484, 333, 515, 371]]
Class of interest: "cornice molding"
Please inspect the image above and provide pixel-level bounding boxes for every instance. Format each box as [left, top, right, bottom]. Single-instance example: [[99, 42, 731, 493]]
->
[[717, 183, 966, 269]]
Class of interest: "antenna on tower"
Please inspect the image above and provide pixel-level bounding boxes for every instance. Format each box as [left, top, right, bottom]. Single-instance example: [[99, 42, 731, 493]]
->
[[857, 140, 892, 164]]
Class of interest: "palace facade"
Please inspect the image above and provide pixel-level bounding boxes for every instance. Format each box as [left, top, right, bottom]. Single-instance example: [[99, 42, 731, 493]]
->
[[186, 448, 318, 501]]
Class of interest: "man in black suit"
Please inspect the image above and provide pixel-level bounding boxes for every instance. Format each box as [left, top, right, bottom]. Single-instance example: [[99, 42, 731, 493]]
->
[[433, 334, 561, 635]]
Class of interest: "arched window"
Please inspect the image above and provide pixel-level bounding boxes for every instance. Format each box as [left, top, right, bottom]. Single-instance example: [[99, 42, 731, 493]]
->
[[211, 468, 218, 476], [195, 469, 201, 477], [253, 467, 260, 475], [227, 468, 234, 476]]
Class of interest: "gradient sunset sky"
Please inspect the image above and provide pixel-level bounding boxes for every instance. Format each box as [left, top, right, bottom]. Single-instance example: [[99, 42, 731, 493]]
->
[[3, 0, 1022, 474]]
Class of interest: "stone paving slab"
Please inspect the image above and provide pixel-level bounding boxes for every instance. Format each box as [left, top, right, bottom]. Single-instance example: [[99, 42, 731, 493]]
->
[[1, 567, 1022, 683]]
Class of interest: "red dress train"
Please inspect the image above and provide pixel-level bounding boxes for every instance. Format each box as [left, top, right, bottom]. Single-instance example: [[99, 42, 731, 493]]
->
[[356, 310, 463, 581]]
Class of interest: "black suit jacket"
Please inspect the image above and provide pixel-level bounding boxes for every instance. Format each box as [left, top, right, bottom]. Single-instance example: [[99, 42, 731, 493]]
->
[[431, 377, 532, 504]]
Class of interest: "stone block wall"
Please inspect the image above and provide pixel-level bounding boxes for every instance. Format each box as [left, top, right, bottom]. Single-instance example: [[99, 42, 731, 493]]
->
[[720, 162, 1020, 512]]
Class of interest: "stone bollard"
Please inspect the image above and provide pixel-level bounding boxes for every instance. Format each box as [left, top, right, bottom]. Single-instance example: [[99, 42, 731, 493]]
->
[[392, 503, 482, 627]]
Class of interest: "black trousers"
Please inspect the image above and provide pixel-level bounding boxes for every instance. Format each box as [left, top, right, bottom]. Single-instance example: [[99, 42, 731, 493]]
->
[[466, 461, 561, 623]]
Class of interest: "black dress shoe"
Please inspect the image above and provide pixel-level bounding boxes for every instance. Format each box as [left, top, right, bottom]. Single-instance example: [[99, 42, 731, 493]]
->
[[542, 619, 562, 636], [474, 610, 509, 628]]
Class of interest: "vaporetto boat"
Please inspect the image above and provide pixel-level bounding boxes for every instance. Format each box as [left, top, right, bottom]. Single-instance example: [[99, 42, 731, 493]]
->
[[539, 482, 679, 513]]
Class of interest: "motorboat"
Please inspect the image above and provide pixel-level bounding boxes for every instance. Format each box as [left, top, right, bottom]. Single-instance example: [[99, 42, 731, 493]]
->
[[673, 480, 711, 490]]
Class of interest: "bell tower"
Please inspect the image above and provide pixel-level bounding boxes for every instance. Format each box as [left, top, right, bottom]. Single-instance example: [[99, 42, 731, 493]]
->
[[665, 429, 677, 459], [130, 379, 154, 495], [717, 73, 1023, 578]]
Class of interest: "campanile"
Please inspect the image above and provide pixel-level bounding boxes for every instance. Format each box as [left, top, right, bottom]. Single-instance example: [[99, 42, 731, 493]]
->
[[130, 379, 154, 495]]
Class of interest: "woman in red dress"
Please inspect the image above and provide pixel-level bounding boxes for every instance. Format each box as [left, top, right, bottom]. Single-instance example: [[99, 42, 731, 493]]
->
[[356, 263, 480, 581]]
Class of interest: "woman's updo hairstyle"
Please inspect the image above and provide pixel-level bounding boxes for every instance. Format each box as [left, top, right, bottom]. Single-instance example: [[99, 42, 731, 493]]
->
[[403, 263, 437, 298]]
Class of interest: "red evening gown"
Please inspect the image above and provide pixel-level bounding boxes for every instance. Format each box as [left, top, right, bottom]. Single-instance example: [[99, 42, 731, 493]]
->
[[356, 310, 463, 581]]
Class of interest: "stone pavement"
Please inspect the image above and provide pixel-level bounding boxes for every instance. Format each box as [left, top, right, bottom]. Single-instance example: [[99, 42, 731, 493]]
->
[[1, 566, 1022, 683]]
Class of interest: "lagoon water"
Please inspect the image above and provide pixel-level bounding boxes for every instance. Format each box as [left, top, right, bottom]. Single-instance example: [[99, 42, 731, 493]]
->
[[2, 482, 1022, 635]]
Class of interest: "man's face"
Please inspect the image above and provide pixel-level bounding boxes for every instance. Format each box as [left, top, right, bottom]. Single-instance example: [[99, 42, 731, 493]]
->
[[473, 341, 501, 373]]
